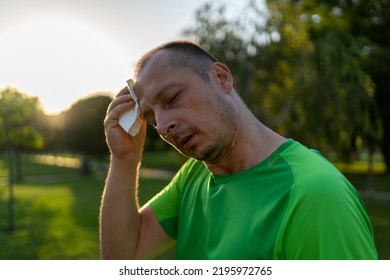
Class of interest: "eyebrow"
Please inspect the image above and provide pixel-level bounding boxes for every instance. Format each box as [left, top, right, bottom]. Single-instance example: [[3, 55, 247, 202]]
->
[[138, 91, 164, 125], [152, 90, 164, 104], [139, 81, 180, 122], [153, 83, 177, 103]]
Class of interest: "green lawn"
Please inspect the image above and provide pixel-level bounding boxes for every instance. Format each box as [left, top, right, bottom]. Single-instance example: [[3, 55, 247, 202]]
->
[[0, 153, 171, 260], [0, 152, 389, 259]]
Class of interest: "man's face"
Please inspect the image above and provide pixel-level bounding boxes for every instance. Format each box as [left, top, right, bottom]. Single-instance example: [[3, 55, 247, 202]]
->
[[135, 52, 238, 162]]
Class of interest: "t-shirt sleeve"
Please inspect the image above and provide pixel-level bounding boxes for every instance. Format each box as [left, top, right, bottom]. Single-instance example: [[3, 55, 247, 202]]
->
[[147, 159, 195, 239], [275, 172, 378, 260]]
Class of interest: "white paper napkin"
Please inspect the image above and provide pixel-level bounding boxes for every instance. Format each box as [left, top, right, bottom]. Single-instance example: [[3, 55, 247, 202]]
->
[[119, 79, 142, 136]]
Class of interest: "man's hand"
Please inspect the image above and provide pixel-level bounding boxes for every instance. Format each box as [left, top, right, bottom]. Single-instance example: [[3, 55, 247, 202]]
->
[[104, 86, 147, 160]]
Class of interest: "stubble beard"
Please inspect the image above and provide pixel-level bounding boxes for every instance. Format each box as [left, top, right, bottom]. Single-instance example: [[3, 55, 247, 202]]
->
[[196, 96, 238, 163], [166, 91, 238, 163]]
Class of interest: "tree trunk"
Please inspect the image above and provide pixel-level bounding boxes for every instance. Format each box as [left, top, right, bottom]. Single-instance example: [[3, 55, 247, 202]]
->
[[380, 140, 390, 174], [6, 150, 15, 233], [15, 151, 23, 183], [366, 147, 375, 193]]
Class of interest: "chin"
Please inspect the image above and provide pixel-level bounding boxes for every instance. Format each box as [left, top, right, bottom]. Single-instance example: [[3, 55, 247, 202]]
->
[[195, 144, 222, 162]]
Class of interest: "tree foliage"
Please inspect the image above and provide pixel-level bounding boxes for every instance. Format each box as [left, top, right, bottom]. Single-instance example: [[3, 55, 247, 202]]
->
[[182, 0, 386, 168], [286, 0, 389, 166], [60, 94, 112, 155], [0, 87, 43, 151], [264, 1, 382, 157], [0, 87, 44, 232]]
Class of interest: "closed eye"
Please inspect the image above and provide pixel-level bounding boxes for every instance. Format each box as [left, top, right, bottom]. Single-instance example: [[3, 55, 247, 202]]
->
[[168, 91, 180, 105]]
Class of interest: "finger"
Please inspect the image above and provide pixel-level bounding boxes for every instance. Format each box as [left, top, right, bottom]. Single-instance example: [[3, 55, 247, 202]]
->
[[106, 94, 134, 115], [115, 86, 130, 98], [104, 101, 133, 130]]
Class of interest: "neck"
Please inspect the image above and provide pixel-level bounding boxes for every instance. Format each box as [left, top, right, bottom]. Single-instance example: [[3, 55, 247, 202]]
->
[[205, 111, 286, 175]]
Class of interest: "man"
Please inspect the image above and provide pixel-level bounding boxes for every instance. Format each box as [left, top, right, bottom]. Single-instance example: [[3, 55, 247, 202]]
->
[[100, 40, 377, 260]]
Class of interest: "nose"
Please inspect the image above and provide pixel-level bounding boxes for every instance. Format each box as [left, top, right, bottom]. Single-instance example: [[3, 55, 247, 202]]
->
[[156, 114, 177, 139]]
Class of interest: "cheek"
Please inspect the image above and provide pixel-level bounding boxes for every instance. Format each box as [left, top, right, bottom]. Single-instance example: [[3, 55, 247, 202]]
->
[[183, 93, 225, 129], [213, 98, 237, 134]]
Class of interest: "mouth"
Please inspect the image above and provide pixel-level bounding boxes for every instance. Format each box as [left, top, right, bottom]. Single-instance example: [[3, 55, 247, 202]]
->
[[179, 134, 194, 151]]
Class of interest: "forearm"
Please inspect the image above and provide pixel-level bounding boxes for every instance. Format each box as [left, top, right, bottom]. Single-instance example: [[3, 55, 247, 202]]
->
[[100, 156, 141, 259]]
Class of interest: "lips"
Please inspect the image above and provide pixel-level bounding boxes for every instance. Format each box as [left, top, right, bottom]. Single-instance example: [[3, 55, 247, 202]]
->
[[176, 133, 194, 152]]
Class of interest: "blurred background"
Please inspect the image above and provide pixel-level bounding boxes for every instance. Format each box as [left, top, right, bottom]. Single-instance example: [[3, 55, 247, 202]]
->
[[0, 0, 389, 259]]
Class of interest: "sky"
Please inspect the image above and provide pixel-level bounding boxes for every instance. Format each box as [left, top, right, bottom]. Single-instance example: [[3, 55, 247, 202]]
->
[[0, 0, 259, 115]]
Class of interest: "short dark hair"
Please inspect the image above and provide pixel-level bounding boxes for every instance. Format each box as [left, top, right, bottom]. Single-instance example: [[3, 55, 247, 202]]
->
[[134, 40, 219, 82]]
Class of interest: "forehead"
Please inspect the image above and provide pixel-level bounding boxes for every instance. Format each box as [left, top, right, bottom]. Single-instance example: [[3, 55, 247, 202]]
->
[[137, 51, 173, 82], [135, 51, 188, 102]]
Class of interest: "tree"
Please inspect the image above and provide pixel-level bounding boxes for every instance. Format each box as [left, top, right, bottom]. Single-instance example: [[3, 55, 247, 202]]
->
[[290, 0, 389, 168], [0, 87, 43, 232], [60, 94, 112, 156], [182, 1, 383, 164], [238, 1, 382, 160]]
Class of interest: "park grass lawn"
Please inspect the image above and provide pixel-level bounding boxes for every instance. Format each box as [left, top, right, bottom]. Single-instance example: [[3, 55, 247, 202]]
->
[[0, 174, 170, 260], [0, 154, 171, 260], [0, 174, 103, 259], [0, 152, 389, 259]]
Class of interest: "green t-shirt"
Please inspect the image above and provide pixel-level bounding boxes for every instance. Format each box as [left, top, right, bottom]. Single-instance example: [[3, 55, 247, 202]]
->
[[148, 139, 377, 259]]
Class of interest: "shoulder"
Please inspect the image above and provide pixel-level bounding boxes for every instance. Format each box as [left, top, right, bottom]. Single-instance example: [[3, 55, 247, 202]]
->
[[280, 140, 349, 201], [148, 158, 207, 209], [274, 141, 376, 259], [171, 158, 208, 185]]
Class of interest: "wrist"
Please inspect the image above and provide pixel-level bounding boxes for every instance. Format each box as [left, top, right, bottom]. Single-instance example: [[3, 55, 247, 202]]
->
[[110, 153, 141, 169]]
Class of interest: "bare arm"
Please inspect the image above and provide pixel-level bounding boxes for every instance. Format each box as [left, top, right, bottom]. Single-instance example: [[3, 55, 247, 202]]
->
[[99, 87, 174, 259]]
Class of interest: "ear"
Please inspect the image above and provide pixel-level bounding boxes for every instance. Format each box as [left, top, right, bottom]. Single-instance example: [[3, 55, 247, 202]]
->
[[211, 62, 234, 93]]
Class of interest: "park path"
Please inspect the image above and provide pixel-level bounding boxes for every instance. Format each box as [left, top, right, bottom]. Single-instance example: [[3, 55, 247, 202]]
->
[[0, 154, 388, 201], [2, 171, 389, 202], [31, 154, 176, 180], [359, 190, 390, 201]]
